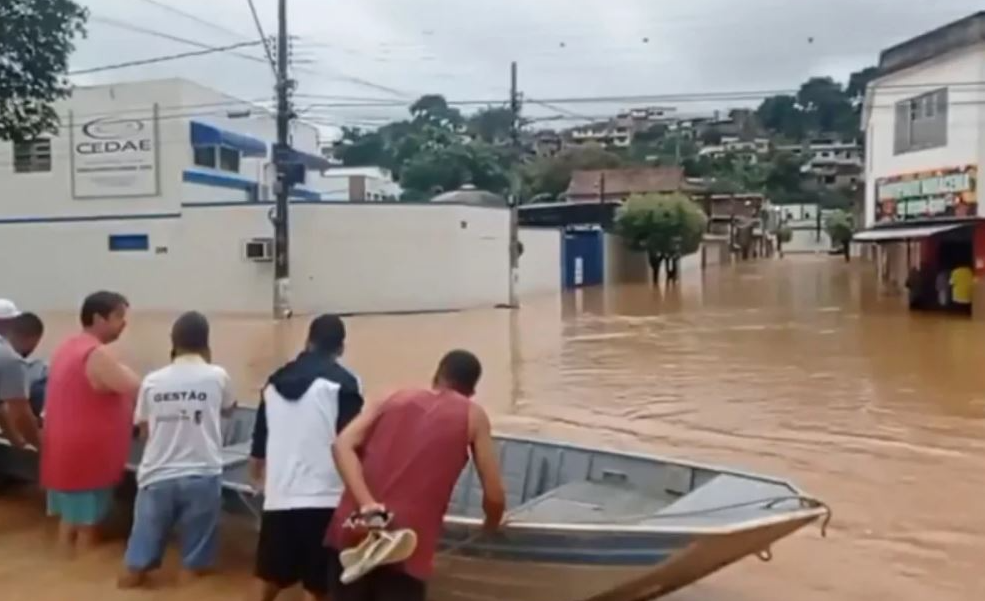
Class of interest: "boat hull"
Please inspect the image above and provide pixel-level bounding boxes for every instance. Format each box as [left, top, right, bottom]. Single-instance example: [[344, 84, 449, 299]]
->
[[427, 513, 819, 601]]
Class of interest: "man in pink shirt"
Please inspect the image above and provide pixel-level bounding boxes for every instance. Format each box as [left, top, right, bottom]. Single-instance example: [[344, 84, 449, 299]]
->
[[41, 291, 141, 553]]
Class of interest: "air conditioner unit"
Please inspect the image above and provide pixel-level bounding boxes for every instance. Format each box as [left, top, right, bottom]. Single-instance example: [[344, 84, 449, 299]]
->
[[243, 238, 273, 262]]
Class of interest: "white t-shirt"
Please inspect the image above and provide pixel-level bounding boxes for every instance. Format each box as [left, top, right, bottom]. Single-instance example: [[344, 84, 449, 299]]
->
[[135, 355, 236, 487]]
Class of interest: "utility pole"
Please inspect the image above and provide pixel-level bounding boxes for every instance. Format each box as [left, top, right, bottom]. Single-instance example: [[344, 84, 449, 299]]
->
[[507, 61, 521, 308], [272, 0, 293, 319]]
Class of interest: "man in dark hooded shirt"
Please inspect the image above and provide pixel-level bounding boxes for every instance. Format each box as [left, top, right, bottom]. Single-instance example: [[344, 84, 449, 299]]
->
[[249, 314, 364, 601]]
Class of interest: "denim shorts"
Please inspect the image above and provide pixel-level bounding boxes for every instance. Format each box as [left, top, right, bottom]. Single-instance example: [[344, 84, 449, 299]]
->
[[124, 474, 222, 572]]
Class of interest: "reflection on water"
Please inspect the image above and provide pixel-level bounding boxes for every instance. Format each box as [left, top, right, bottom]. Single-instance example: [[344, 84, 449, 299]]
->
[[30, 256, 985, 600]]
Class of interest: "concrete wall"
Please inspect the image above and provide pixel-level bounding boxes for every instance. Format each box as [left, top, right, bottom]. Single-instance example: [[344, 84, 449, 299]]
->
[[517, 227, 562, 296], [864, 45, 985, 228], [0, 203, 512, 315], [603, 232, 649, 285]]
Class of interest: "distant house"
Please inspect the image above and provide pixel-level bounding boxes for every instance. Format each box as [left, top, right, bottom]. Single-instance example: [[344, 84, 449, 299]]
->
[[565, 166, 693, 203], [309, 166, 402, 201]]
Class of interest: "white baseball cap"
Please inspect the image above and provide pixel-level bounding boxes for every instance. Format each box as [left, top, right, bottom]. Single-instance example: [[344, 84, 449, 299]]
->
[[0, 299, 22, 320]]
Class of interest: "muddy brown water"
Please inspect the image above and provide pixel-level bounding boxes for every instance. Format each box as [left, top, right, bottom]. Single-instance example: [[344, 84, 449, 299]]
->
[[3, 256, 984, 600]]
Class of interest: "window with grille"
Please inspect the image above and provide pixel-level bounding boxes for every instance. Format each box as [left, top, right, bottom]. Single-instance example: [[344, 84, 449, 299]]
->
[[193, 146, 216, 168], [894, 88, 948, 154], [218, 147, 240, 173], [13, 139, 52, 173]]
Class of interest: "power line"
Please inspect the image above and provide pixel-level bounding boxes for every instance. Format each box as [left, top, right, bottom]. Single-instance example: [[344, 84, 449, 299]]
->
[[90, 15, 271, 67], [244, 0, 277, 75], [68, 40, 267, 76], [132, 0, 249, 40]]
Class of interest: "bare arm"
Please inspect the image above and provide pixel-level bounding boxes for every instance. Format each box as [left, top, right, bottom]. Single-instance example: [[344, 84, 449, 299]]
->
[[5, 400, 40, 449], [469, 404, 506, 533], [0, 405, 26, 448], [219, 369, 237, 418], [0, 356, 40, 449], [85, 346, 141, 399], [332, 400, 383, 511]]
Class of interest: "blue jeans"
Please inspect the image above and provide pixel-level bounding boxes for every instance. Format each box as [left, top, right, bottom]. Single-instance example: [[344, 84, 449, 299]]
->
[[124, 475, 222, 571]]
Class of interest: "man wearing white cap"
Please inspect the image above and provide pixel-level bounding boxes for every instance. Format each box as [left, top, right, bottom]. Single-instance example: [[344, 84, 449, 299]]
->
[[0, 299, 42, 449]]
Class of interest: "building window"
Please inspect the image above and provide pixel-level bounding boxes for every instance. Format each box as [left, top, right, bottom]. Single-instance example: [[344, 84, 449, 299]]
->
[[193, 146, 216, 168], [13, 139, 52, 173], [894, 88, 948, 154], [219, 147, 240, 173], [108, 234, 150, 252]]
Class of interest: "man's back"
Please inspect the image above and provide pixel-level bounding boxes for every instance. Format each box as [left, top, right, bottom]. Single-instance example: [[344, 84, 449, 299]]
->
[[252, 350, 363, 510], [332, 388, 472, 580], [135, 356, 234, 488]]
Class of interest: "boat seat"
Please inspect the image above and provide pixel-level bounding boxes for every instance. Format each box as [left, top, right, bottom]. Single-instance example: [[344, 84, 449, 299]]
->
[[506, 479, 675, 525]]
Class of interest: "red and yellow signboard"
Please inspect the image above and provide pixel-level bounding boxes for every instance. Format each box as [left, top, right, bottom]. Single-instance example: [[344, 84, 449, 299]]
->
[[875, 165, 977, 223]]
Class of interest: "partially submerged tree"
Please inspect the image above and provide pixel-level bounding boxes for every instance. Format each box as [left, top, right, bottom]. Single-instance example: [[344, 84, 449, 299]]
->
[[0, 0, 87, 141], [824, 209, 854, 261], [614, 193, 708, 284]]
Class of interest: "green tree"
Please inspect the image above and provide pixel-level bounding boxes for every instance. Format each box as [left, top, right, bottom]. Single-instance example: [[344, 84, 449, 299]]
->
[[797, 77, 855, 135], [756, 95, 804, 141], [0, 0, 87, 141], [467, 106, 514, 144], [614, 193, 708, 284], [522, 144, 623, 200], [824, 209, 854, 261], [410, 94, 463, 127], [847, 66, 879, 105], [401, 141, 510, 197]]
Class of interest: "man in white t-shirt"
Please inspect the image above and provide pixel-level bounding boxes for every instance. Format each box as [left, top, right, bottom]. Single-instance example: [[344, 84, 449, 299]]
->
[[118, 311, 236, 588]]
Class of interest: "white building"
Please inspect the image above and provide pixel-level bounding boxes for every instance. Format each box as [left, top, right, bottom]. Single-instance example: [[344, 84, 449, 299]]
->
[[861, 12, 982, 229], [309, 166, 402, 202], [568, 122, 632, 148], [0, 78, 561, 314], [856, 12, 984, 309]]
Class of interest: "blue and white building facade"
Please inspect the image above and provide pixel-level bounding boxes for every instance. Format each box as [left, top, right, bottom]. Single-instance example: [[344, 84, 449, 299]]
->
[[0, 78, 561, 314]]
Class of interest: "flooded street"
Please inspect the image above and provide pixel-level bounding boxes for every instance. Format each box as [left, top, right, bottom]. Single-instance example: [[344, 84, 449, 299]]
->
[[5, 255, 985, 600]]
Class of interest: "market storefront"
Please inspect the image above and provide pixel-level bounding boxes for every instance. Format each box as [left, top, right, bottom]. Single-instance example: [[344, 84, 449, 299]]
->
[[855, 165, 980, 317]]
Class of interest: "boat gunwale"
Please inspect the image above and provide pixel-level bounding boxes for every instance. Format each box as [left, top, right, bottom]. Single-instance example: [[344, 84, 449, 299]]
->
[[1, 423, 830, 537], [438, 506, 828, 537]]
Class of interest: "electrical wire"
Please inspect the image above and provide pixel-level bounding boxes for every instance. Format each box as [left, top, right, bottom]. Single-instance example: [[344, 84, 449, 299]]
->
[[68, 40, 268, 76], [89, 15, 271, 67], [132, 0, 249, 40], [244, 0, 277, 76]]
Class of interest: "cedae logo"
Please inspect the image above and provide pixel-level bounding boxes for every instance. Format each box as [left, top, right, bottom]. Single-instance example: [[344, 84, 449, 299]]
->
[[76, 117, 152, 155]]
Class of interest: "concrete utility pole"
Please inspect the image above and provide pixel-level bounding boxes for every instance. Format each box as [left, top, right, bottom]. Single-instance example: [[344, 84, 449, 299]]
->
[[507, 61, 521, 308], [272, 0, 293, 319]]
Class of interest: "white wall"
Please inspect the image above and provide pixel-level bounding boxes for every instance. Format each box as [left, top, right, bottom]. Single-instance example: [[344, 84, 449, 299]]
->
[[0, 204, 512, 315], [0, 78, 326, 220], [517, 227, 562, 296], [864, 45, 985, 228]]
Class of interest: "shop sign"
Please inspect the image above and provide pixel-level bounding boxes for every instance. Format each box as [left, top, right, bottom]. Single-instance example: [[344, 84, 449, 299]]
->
[[875, 165, 977, 223]]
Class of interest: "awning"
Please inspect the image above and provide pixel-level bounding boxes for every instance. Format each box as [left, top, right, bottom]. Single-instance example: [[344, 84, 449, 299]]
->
[[284, 148, 333, 171], [190, 121, 267, 157], [852, 223, 967, 242]]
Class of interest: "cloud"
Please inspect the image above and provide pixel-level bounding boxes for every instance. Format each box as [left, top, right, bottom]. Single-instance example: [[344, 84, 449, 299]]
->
[[71, 0, 985, 130]]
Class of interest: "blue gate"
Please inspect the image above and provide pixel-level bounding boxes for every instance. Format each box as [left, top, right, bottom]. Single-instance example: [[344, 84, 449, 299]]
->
[[563, 229, 604, 288]]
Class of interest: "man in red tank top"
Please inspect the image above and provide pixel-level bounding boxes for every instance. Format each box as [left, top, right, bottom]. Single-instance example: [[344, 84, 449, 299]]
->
[[328, 350, 506, 601], [40, 291, 141, 554]]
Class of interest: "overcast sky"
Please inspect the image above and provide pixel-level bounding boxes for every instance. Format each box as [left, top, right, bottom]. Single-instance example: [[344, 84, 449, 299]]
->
[[70, 0, 983, 137]]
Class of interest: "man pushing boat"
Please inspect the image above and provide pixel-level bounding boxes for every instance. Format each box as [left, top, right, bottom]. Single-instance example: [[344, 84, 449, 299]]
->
[[327, 349, 506, 601]]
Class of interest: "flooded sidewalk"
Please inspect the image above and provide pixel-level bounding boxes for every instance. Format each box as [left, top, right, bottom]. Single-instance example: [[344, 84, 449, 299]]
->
[[4, 256, 985, 600]]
